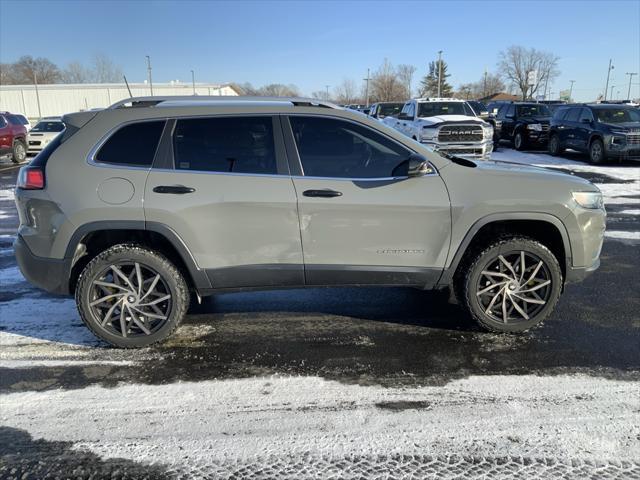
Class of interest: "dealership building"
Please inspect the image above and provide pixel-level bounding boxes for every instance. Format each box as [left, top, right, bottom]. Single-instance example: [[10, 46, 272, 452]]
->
[[0, 82, 241, 120]]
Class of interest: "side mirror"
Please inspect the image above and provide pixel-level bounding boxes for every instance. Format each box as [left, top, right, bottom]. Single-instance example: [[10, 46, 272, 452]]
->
[[392, 154, 431, 177], [581, 118, 592, 124], [505, 114, 515, 119], [398, 113, 411, 121]]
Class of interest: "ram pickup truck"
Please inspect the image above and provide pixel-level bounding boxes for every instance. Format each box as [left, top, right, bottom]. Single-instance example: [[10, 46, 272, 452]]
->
[[384, 98, 493, 159]]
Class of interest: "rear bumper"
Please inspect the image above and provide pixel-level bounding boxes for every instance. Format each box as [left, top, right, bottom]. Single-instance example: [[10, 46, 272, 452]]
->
[[14, 234, 71, 295]]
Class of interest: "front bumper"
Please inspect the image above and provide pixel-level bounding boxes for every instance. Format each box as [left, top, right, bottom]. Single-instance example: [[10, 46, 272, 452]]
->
[[14, 234, 71, 295], [422, 139, 493, 160], [605, 136, 640, 160], [525, 130, 549, 144], [565, 258, 600, 284]]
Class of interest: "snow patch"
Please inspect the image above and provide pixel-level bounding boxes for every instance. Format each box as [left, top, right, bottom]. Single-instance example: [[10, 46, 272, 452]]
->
[[619, 209, 640, 215], [0, 188, 15, 201], [605, 230, 640, 243]]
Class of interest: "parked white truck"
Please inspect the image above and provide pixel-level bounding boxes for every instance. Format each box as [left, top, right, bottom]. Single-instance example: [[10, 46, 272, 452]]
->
[[383, 98, 494, 159]]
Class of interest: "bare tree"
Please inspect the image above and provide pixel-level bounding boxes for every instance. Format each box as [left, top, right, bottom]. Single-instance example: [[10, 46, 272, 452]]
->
[[370, 58, 406, 102], [8, 55, 61, 84], [259, 83, 300, 97], [62, 61, 91, 83], [397, 64, 417, 98], [333, 78, 359, 104], [455, 72, 506, 99], [310, 90, 326, 100], [498, 46, 560, 100], [90, 53, 123, 83]]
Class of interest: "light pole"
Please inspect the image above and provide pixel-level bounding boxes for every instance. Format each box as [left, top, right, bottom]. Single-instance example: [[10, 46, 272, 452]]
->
[[483, 68, 488, 98], [363, 68, 371, 107], [146, 55, 154, 96], [603, 59, 614, 100], [33, 71, 42, 119], [610, 84, 615, 100], [625, 72, 637, 100], [191, 70, 196, 95], [325, 85, 330, 101], [437, 50, 443, 97], [569, 80, 575, 101]]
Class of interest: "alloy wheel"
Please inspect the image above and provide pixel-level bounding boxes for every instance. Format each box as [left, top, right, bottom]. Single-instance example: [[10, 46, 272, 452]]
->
[[591, 142, 603, 163], [14, 143, 26, 162], [88, 262, 172, 338], [476, 251, 552, 324]]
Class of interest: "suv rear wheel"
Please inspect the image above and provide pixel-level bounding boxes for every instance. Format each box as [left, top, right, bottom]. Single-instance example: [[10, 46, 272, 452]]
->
[[11, 140, 26, 164], [76, 244, 189, 348], [461, 237, 562, 333]]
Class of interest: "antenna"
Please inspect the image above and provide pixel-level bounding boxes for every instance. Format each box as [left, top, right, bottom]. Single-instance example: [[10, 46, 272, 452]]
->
[[123, 75, 133, 98]]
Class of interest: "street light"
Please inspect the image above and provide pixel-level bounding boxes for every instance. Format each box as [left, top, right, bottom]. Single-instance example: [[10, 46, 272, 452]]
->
[[437, 50, 443, 97], [625, 72, 637, 100], [146, 55, 153, 96], [325, 85, 330, 101], [191, 70, 196, 95], [603, 59, 614, 100], [569, 80, 575, 101], [363, 68, 371, 107]]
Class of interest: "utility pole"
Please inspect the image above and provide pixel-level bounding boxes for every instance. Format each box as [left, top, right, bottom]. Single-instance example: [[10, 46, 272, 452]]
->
[[568, 80, 575, 101], [483, 68, 488, 98], [603, 59, 613, 100], [625, 72, 637, 100], [363, 68, 371, 107], [325, 85, 330, 101], [437, 50, 443, 97], [610, 84, 615, 100], [146, 55, 154, 96], [191, 70, 196, 95], [33, 71, 42, 119]]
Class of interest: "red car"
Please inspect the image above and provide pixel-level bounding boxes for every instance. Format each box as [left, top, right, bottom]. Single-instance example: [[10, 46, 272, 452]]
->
[[0, 111, 28, 163]]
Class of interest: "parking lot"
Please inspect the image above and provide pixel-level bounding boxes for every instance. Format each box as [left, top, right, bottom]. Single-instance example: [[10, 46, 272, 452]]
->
[[1, 146, 639, 478]]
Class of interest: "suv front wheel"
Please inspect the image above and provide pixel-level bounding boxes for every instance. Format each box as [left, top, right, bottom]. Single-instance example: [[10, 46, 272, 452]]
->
[[76, 244, 190, 348], [589, 138, 605, 164], [513, 130, 526, 151], [461, 237, 562, 333], [11, 140, 27, 164]]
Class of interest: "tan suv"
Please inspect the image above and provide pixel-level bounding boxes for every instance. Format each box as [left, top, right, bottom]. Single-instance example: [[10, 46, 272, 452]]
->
[[14, 96, 606, 347]]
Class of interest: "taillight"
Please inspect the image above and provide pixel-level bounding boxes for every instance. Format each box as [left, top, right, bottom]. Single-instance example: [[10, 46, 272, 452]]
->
[[17, 166, 45, 190]]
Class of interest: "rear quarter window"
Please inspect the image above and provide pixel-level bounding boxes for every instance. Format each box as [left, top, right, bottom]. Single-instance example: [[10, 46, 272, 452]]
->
[[95, 121, 165, 167]]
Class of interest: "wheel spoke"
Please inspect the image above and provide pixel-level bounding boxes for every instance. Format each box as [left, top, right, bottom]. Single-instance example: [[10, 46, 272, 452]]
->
[[112, 265, 136, 292], [524, 261, 543, 285], [134, 263, 143, 296], [130, 305, 167, 320], [139, 274, 161, 302], [501, 291, 508, 323], [512, 293, 546, 305], [119, 305, 128, 338], [499, 255, 518, 280], [484, 286, 505, 314], [477, 281, 507, 296], [90, 292, 125, 307], [518, 279, 551, 294], [509, 295, 530, 320], [101, 298, 123, 326], [481, 271, 513, 280], [94, 280, 129, 291], [126, 305, 151, 335], [519, 251, 526, 282], [137, 294, 171, 307]]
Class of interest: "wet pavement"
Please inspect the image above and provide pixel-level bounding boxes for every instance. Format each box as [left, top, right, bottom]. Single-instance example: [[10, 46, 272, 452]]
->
[[1, 154, 639, 479]]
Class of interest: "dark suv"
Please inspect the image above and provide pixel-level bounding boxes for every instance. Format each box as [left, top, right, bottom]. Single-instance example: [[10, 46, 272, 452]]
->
[[0, 111, 28, 163], [495, 103, 552, 150], [548, 104, 640, 163]]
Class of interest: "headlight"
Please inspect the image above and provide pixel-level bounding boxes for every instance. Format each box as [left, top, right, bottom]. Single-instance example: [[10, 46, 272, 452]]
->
[[572, 191, 603, 209], [482, 125, 493, 139], [421, 128, 436, 140], [526, 123, 543, 131]]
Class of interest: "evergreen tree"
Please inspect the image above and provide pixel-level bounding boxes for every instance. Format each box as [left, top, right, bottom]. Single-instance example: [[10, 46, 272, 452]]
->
[[419, 60, 453, 97]]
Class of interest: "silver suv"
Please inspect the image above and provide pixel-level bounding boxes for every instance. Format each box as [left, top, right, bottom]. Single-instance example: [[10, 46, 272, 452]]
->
[[14, 96, 606, 348]]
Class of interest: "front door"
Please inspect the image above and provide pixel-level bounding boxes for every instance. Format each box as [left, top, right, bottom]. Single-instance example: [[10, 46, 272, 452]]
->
[[144, 115, 303, 289], [283, 115, 451, 287]]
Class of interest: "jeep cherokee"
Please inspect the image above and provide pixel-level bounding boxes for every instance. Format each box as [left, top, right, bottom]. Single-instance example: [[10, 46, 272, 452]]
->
[[14, 96, 606, 348]]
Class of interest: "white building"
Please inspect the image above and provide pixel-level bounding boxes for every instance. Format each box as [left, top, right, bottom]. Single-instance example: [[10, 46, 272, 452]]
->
[[0, 82, 241, 120]]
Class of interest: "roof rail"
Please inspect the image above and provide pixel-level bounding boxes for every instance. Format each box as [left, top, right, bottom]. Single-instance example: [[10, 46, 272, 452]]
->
[[108, 96, 339, 110]]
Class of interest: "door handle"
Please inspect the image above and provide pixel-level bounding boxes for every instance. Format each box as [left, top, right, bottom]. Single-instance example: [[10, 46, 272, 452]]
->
[[303, 189, 343, 198], [153, 185, 195, 194]]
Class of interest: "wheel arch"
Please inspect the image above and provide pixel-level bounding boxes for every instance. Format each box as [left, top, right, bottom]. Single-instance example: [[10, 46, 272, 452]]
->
[[439, 213, 572, 287], [65, 221, 211, 294]]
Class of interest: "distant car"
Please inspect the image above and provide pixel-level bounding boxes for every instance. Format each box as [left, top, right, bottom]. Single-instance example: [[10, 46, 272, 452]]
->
[[368, 102, 404, 120], [6, 113, 32, 132], [27, 118, 65, 155], [495, 102, 552, 150], [0, 111, 28, 163], [346, 104, 365, 111], [548, 104, 640, 163], [485, 100, 511, 116], [467, 101, 490, 120]]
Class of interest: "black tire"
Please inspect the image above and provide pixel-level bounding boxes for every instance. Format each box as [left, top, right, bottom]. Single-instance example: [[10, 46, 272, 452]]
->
[[513, 130, 526, 151], [548, 134, 563, 156], [460, 236, 562, 333], [589, 138, 605, 164], [11, 140, 27, 164], [76, 244, 190, 348]]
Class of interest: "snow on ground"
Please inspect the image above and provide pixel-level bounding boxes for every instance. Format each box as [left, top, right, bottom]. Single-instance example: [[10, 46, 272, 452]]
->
[[0, 188, 15, 201], [1, 374, 639, 478]]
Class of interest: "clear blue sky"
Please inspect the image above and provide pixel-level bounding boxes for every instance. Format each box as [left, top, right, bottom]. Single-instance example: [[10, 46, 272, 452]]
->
[[1, 0, 639, 101]]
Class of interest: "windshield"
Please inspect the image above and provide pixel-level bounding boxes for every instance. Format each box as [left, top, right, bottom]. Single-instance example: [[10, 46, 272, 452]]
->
[[32, 121, 65, 132], [418, 102, 466, 117], [595, 108, 640, 123], [516, 104, 551, 117], [378, 103, 403, 117], [468, 101, 487, 114]]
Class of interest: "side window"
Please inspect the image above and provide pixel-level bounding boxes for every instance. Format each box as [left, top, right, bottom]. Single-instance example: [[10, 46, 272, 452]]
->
[[0, 116, 7, 128], [565, 108, 580, 122], [173, 116, 277, 174], [579, 108, 593, 123], [464, 103, 474, 116], [506, 105, 516, 117], [406, 103, 415, 119], [289, 116, 412, 179], [95, 121, 165, 166], [554, 108, 569, 121], [400, 103, 411, 116]]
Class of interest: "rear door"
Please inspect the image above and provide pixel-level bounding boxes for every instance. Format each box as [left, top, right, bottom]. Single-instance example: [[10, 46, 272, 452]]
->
[[283, 115, 451, 287], [575, 107, 594, 151], [563, 107, 581, 148], [0, 116, 10, 153], [144, 115, 303, 289]]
